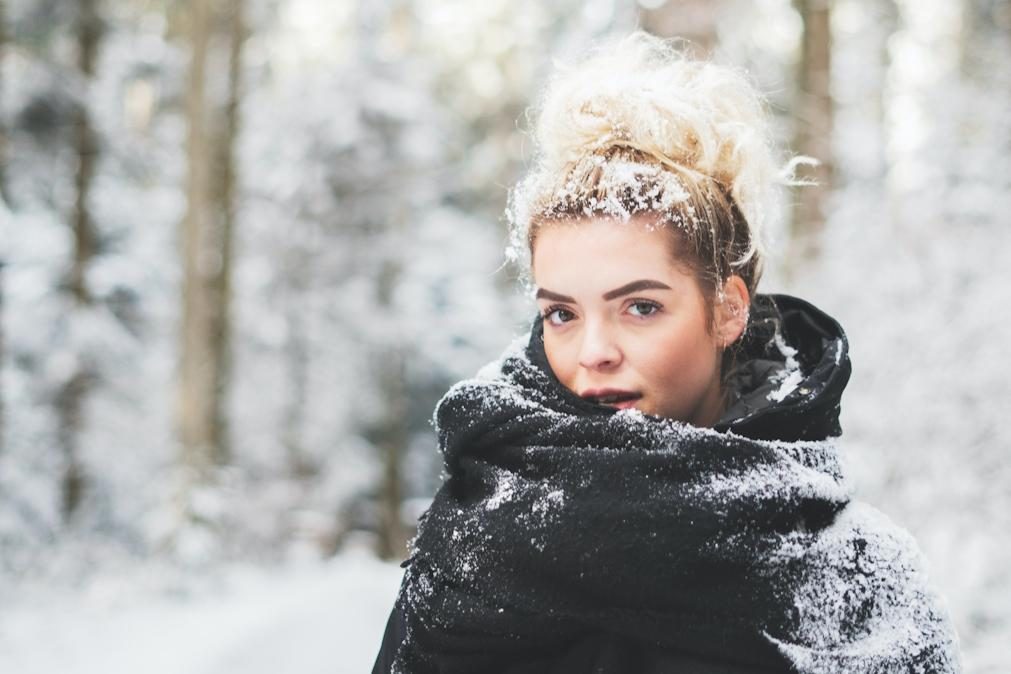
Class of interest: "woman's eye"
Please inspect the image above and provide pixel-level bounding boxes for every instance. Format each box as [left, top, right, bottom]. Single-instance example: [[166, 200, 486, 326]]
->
[[628, 300, 660, 317], [543, 307, 575, 325]]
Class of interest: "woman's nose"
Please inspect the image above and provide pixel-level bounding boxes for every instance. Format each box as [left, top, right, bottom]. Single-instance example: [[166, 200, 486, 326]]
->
[[578, 322, 622, 370]]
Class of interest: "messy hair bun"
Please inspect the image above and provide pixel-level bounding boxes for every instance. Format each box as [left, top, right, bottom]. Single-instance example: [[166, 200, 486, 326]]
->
[[508, 32, 802, 296]]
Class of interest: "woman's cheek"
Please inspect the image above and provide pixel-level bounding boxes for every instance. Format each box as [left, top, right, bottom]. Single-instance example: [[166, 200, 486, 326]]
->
[[545, 334, 577, 382]]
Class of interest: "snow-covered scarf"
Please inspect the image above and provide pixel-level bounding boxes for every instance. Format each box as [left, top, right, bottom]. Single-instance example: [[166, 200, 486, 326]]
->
[[391, 340, 961, 674]]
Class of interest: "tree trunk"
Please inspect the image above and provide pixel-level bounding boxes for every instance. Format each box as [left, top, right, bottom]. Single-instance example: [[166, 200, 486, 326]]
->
[[875, 0, 898, 183], [639, 0, 720, 57], [177, 0, 244, 482], [375, 257, 408, 561], [57, 0, 102, 522], [959, 0, 998, 80], [352, 0, 410, 561], [0, 0, 7, 455], [70, 0, 100, 307], [0, 0, 8, 204], [789, 0, 834, 263], [55, 370, 90, 521], [0, 256, 4, 457]]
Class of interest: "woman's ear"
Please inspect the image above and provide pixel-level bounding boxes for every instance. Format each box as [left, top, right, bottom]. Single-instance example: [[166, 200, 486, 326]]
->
[[715, 276, 750, 347]]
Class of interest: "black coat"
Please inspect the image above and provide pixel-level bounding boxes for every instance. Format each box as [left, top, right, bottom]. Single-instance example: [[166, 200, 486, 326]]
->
[[373, 294, 851, 674]]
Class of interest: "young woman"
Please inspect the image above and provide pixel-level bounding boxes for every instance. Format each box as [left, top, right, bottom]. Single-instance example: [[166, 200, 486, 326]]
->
[[373, 32, 960, 674]]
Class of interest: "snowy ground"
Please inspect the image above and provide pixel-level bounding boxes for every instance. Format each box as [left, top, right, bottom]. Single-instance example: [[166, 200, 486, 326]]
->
[[0, 551, 403, 674]]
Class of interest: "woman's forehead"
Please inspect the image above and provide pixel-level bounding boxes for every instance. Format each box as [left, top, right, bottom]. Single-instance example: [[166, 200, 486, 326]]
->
[[531, 218, 691, 294], [534, 215, 669, 252]]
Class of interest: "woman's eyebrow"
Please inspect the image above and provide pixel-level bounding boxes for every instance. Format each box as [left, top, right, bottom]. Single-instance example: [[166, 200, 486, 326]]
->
[[602, 279, 672, 300], [535, 279, 672, 304], [535, 288, 576, 303]]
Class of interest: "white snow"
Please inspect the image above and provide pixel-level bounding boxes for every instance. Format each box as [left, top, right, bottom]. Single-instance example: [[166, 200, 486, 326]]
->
[[0, 551, 403, 674], [767, 331, 804, 403], [485, 472, 517, 510]]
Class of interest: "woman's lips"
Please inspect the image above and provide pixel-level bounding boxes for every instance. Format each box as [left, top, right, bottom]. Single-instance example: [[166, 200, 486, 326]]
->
[[580, 389, 642, 409], [604, 398, 640, 410]]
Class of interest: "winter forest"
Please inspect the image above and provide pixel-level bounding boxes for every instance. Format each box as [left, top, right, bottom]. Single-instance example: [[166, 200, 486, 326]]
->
[[1, 0, 1008, 671]]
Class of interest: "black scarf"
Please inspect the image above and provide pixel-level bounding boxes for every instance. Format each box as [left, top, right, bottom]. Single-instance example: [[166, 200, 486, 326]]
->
[[392, 295, 960, 673]]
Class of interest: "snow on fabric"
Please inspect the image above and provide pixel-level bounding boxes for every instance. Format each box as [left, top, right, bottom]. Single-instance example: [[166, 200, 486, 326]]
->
[[389, 337, 961, 673], [765, 503, 962, 673], [768, 331, 804, 403]]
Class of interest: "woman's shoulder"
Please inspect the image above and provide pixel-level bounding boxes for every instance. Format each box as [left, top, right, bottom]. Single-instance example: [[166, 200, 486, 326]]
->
[[766, 500, 961, 672]]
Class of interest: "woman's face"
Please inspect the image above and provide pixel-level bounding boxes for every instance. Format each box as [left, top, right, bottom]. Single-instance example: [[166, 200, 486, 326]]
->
[[532, 216, 736, 426]]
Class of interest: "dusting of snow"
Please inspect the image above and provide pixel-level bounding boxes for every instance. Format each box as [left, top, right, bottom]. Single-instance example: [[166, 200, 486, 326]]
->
[[531, 489, 565, 517], [764, 503, 962, 673], [768, 331, 804, 403], [542, 157, 696, 225], [485, 472, 517, 511], [615, 407, 647, 422], [688, 441, 849, 507]]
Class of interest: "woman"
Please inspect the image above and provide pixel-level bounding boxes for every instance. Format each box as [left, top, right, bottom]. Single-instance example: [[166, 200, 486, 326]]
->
[[373, 32, 960, 673]]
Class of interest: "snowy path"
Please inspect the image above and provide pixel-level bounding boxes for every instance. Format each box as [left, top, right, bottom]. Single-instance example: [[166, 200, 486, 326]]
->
[[0, 552, 403, 674]]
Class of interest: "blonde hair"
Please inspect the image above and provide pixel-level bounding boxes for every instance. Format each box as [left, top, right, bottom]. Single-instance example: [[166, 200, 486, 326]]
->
[[508, 32, 802, 299]]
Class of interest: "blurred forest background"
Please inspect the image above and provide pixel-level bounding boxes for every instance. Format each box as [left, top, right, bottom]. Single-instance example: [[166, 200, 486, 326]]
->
[[1, 0, 1009, 671]]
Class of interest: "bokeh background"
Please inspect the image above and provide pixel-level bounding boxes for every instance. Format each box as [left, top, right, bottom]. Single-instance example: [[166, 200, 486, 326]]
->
[[1, 0, 1008, 672]]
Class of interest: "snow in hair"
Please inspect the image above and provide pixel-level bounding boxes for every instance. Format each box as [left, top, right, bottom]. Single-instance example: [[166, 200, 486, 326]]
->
[[508, 32, 802, 286]]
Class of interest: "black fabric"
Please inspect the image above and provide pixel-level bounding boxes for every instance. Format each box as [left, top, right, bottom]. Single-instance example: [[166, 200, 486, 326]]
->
[[375, 604, 792, 674], [715, 295, 851, 442], [373, 294, 959, 674]]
